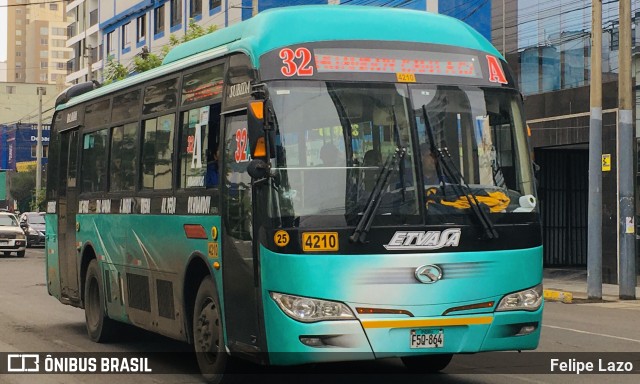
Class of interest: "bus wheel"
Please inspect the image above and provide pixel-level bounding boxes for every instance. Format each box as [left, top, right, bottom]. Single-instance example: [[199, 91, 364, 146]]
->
[[16, 250, 25, 258], [84, 259, 117, 342], [401, 353, 453, 373], [193, 276, 227, 383]]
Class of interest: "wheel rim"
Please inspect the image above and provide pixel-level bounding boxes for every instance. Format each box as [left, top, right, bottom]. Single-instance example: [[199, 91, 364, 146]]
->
[[195, 297, 220, 364], [86, 277, 100, 329]]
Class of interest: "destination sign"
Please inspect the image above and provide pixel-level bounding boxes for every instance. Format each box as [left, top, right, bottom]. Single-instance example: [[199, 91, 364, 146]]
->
[[313, 48, 482, 78]]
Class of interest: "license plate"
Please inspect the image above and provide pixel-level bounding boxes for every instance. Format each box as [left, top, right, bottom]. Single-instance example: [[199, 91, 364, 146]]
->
[[0, 241, 8, 245], [410, 329, 444, 349], [302, 232, 338, 252]]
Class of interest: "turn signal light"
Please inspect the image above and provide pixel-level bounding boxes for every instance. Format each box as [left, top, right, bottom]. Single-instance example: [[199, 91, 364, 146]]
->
[[184, 224, 207, 239]]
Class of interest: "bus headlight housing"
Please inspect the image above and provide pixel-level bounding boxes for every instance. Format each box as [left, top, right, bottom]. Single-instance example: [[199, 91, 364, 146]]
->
[[270, 292, 355, 323], [496, 284, 543, 312]]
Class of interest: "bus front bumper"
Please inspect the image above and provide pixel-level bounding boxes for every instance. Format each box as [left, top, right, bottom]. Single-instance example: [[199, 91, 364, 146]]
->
[[264, 299, 543, 365]]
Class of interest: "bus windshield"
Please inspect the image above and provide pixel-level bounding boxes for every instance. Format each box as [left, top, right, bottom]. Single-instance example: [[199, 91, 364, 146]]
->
[[267, 81, 535, 227], [268, 81, 420, 226]]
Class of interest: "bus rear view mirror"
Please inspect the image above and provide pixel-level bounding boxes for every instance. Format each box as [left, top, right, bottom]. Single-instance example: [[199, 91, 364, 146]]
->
[[248, 101, 266, 158], [247, 159, 270, 180]]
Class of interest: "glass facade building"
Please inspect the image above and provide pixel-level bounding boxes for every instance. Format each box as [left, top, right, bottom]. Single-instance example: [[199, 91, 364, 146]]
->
[[506, 0, 640, 282], [515, 0, 640, 96]]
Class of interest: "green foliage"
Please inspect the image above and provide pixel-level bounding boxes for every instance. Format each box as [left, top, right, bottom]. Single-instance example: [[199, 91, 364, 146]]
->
[[9, 169, 35, 213], [107, 20, 218, 83], [104, 56, 129, 84], [30, 188, 46, 212]]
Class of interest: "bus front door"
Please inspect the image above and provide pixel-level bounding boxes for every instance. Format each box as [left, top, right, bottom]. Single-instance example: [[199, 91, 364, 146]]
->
[[221, 113, 265, 359], [57, 129, 80, 303]]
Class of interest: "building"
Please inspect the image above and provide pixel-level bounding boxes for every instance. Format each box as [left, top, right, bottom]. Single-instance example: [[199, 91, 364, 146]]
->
[[64, 0, 491, 84], [65, 0, 101, 84], [0, 123, 51, 173], [491, 1, 640, 282], [5, 0, 71, 86], [0, 61, 6, 82], [0, 83, 59, 126]]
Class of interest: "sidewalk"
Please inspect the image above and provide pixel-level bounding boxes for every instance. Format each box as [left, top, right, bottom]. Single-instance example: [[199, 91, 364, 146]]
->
[[543, 268, 640, 303]]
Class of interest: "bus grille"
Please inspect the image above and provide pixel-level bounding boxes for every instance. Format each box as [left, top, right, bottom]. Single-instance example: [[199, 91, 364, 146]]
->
[[156, 279, 175, 319], [127, 273, 151, 312]]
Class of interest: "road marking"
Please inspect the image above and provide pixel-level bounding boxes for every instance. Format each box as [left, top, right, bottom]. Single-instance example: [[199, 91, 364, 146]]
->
[[543, 324, 640, 343]]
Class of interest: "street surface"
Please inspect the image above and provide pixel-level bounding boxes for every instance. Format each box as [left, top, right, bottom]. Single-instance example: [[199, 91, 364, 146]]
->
[[0, 248, 639, 383]]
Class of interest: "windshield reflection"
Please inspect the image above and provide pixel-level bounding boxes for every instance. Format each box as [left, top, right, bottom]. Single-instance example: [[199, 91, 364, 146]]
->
[[268, 81, 419, 226]]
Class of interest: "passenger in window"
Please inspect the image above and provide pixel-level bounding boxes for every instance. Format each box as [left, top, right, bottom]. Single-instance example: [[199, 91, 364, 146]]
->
[[421, 143, 441, 185], [319, 142, 341, 167], [206, 147, 219, 187]]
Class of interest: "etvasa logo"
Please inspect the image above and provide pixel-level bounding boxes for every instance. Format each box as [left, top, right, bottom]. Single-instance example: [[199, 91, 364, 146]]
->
[[383, 229, 461, 251]]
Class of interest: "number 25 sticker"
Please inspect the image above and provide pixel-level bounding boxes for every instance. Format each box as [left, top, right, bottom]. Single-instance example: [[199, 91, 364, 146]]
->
[[235, 128, 250, 163], [279, 47, 314, 77]]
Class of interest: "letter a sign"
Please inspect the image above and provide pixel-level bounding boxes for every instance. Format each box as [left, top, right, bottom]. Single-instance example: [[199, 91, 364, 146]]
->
[[486, 55, 508, 84]]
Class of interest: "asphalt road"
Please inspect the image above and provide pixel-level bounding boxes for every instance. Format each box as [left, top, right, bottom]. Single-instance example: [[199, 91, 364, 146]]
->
[[0, 248, 639, 384]]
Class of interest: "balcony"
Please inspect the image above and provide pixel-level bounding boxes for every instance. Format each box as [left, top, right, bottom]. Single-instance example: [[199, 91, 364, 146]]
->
[[67, 22, 76, 38], [67, 57, 80, 74]]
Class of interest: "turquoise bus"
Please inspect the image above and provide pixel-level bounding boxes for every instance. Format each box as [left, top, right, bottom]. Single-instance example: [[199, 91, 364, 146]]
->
[[46, 5, 543, 381]]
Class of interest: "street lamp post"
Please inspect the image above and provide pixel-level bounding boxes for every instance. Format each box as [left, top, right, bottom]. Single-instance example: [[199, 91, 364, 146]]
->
[[36, 87, 46, 197]]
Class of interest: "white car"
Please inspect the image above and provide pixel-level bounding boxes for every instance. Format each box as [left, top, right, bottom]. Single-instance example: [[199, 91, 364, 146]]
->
[[0, 212, 27, 257]]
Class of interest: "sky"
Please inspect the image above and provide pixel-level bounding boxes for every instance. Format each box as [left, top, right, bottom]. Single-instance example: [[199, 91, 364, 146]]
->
[[0, 0, 6, 62]]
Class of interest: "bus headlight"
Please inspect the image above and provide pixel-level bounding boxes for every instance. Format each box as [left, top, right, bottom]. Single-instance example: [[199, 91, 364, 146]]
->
[[270, 292, 355, 323], [496, 284, 543, 312]]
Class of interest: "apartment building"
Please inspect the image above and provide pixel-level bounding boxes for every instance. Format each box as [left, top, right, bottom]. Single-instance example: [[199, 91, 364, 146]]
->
[[5, 0, 71, 86]]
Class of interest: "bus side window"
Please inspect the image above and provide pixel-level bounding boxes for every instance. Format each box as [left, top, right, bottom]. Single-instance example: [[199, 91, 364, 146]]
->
[[224, 114, 252, 240], [81, 129, 108, 193], [141, 114, 175, 190], [178, 103, 222, 189], [110, 123, 138, 191]]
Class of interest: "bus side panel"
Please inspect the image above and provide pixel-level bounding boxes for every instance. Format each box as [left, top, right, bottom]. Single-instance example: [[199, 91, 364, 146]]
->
[[76, 213, 224, 343], [45, 213, 61, 300]]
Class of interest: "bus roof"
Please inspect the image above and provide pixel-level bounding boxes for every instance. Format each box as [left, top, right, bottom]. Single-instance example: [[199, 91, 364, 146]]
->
[[58, 5, 501, 110], [163, 5, 502, 66]]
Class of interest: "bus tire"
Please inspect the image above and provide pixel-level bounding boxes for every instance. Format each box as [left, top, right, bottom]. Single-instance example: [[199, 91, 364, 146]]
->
[[16, 250, 25, 258], [84, 259, 117, 342], [401, 353, 453, 373], [193, 275, 227, 383]]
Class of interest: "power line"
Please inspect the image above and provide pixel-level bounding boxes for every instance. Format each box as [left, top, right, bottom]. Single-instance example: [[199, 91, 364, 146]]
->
[[0, 0, 64, 7]]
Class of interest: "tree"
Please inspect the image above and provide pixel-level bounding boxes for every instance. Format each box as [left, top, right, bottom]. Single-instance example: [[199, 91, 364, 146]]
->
[[104, 20, 217, 84], [9, 169, 36, 213]]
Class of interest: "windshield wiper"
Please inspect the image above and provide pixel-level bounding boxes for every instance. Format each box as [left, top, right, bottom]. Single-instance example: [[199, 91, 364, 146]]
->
[[349, 147, 406, 244], [391, 107, 407, 202], [421, 105, 498, 240]]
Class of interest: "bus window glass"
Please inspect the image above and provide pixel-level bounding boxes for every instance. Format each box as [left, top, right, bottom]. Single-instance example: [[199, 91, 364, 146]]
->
[[81, 129, 108, 192], [142, 114, 174, 190], [143, 78, 178, 114], [67, 131, 79, 188], [181, 65, 224, 106], [110, 123, 138, 191], [411, 86, 535, 214], [223, 114, 252, 240], [179, 107, 209, 188], [112, 89, 141, 123], [84, 99, 111, 129], [269, 81, 419, 226]]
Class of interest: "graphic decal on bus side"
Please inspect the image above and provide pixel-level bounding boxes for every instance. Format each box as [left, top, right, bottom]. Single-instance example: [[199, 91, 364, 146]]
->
[[383, 228, 461, 251], [234, 128, 250, 163]]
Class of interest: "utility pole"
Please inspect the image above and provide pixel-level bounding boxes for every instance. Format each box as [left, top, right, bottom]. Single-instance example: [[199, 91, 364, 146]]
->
[[252, 0, 258, 17], [618, 0, 636, 299], [588, 0, 603, 300], [36, 87, 46, 196], [86, 44, 93, 82]]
